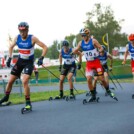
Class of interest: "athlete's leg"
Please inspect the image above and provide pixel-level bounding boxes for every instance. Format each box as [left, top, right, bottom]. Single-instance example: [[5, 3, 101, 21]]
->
[[93, 76, 98, 93], [22, 74, 31, 106], [104, 72, 109, 85], [67, 72, 74, 95], [85, 62, 96, 99], [59, 75, 66, 97], [0, 75, 17, 104]]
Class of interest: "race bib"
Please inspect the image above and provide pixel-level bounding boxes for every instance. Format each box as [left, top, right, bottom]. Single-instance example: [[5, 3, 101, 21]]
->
[[84, 49, 99, 61]]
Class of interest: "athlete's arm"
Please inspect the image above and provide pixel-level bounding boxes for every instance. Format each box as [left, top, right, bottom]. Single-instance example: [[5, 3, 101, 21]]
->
[[122, 44, 129, 64], [72, 41, 82, 54], [32, 36, 48, 57], [59, 52, 62, 65], [107, 53, 113, 67], [8, 36, 17, 58], [75, 51, 82, 63], [93, 39, 103, 52]]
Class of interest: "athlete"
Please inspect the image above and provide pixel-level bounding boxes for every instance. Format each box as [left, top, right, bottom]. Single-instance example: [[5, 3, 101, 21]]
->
[[122, 34, 134, 79], [72, 28, 117, 101], [57, 40, 82, 99], [93, 45, 113, 95], [122, 34, 134, 98], [0, 22, 48, 110]]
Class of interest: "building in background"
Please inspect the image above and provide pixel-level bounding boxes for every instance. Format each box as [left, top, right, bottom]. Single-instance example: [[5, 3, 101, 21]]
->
[[112, 47, 130, 59]]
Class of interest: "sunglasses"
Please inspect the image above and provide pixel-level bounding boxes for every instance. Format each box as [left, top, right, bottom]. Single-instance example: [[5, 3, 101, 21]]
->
[[81, 34, 87, 37]]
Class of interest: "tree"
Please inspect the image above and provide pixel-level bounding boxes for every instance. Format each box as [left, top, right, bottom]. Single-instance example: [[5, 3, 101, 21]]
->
[[34, 48, 42, 59], [83, 3, 128, 52], [46, 40, 59, 59]]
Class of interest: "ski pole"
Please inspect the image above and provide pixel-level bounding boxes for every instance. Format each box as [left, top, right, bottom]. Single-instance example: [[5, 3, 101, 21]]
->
[[41, 65, 79, 93], [109, 71, 124, 90], [108, 73, 118, 89]]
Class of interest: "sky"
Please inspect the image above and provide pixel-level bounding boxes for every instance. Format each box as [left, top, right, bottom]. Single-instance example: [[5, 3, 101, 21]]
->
[[0, 0, 134, 51]]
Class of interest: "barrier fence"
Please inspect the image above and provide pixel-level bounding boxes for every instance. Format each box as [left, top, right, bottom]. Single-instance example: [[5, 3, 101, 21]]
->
[[0, 65, 133, 95]]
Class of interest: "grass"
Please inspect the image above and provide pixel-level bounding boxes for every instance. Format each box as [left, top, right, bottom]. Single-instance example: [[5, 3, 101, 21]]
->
[[0, 90, 86, 105], [0, 59, 133, 105], [31, 59, 133, 80]]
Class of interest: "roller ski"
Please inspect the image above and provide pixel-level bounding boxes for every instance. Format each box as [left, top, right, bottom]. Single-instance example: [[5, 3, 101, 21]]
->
[[83, 96, 100, 104], [83, 90, 99, 104], [49, 95, 66, 101], [0, 101, 11, 106], [49, 90, 66, 101], [66, 94, 76, 101], [106, 90, 118, 101], [21, 104, 32, 114], [0, 95, 11, 106]]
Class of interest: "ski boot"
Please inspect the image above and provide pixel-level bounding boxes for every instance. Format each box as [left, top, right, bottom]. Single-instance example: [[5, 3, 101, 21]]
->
[[86, 89, 97, 97], [132, 94, 134, 99], [66, 92, 76, 101], [21, 104, 32, 114], [83, 90, 99, 104], [106, 90, 118, 101], [0, 95, 11, 106]]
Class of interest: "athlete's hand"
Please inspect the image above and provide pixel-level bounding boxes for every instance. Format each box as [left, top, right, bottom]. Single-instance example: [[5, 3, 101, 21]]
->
[[59, 65, 62, 72], [37, 56, 44, 66], [77, 63, 81, 70], [6, 57, 12, 67], [122, 60, 126, 65]]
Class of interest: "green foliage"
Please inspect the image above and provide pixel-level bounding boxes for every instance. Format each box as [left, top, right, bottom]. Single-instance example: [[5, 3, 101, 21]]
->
[[46, 40, 59, 59], [83, 3, 128, 52], [47, 3, 128, 56], [34, 48, 42, 59]]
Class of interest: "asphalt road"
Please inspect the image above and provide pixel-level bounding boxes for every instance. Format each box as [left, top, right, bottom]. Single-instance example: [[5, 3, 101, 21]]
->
[[0, 83, 134, 134]]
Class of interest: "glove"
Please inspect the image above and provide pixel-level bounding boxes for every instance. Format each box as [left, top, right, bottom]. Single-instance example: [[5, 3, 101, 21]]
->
[[77, 63, 81, 70], [59, 65, 62, 72], [6, 57, 12, 67], [122, 60, 126, 65], [37, 56, 44, 66]]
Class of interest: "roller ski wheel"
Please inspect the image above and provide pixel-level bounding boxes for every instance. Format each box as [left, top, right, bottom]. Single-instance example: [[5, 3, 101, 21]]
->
[[0, 101, 11, 106], [132, 94, 134, 99], [21, 105, 32, 114], [83, 99, 87, 104], [83, 97, 100, 105], [66, 95, 75, 101]]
